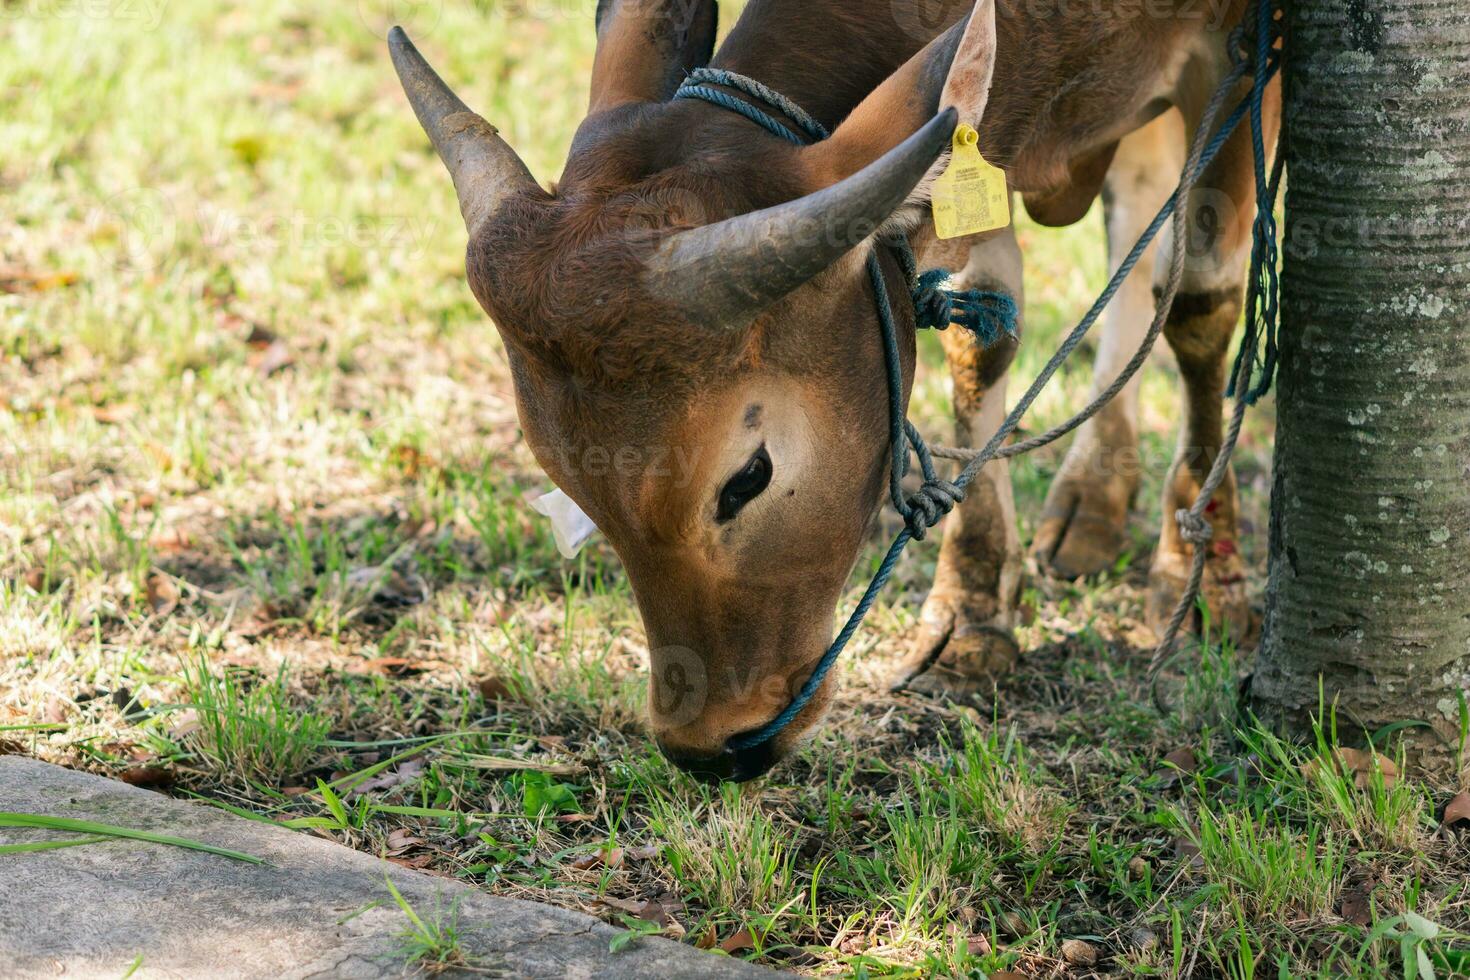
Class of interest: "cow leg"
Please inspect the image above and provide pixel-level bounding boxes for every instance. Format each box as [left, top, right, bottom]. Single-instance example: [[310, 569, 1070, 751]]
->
[[1145, 82, 1277, 639], [893, 226, 1024, 696], [1033, 111, 1184, 578]]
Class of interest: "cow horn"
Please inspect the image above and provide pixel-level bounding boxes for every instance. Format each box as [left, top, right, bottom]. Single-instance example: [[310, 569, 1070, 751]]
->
[[642, 107, 958, 328], [388, 27, 540, 235]]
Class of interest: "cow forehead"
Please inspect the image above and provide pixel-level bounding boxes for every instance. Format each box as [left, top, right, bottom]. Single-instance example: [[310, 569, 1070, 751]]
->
[[517, 378, 705, 533], [528, 370, 832, 541]]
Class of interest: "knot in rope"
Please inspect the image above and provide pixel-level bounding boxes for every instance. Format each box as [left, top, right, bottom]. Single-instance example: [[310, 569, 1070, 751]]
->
[[912, 269, 1020, 346], [904, 480, 964, 540], [1228, 0, 1278, 67], [1176, 509, 1214, 545]]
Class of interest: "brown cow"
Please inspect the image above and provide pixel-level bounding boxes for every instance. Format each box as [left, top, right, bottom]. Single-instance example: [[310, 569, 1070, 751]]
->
[[389, 0, 1278, 781]]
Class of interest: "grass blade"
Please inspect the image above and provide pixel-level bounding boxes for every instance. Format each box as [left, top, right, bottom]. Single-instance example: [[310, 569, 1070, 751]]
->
[[0, 834, 110, 854], [0, 812, 264, 864]]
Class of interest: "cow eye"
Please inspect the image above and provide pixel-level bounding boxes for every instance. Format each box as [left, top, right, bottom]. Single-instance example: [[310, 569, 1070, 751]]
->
[[716, 446, 772, 523]]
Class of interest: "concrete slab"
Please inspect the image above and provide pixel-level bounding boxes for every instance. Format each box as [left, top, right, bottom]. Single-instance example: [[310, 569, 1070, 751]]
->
[[0, 757, 781, 979]]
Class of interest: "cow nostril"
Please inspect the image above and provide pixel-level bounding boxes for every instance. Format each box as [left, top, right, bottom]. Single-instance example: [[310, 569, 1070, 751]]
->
[[658, 743, 736, 784], [726, 736, 778, 783], [657, 735, 780, 784]]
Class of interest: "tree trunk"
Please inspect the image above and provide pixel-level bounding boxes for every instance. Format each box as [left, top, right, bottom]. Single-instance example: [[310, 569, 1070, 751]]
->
[[1251, 0, 1470, 774]]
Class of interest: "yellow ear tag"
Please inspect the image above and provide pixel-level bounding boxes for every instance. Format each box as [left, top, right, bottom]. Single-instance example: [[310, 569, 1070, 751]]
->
[[931, 124, 1010, 240]]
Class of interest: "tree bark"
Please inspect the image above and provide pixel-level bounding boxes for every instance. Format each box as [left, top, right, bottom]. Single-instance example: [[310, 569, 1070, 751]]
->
[[1251, 0, 1470, 774]]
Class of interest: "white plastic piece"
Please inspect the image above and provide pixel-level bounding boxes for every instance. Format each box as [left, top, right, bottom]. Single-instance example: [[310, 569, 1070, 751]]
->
[[531, 487, 599, 559]]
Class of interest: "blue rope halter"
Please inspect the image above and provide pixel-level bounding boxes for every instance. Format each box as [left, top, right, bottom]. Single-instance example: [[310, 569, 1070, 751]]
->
[[671, 19, 1280, 750]]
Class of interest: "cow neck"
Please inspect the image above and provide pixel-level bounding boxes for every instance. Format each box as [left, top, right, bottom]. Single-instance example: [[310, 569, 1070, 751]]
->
[[709, 0, 938, 133]]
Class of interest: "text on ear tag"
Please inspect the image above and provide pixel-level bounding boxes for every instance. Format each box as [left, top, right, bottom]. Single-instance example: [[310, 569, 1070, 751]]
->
[[931, 124, 1010, 240]]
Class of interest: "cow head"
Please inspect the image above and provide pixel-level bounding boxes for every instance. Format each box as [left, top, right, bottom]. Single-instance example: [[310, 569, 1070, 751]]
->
[[390, 0, 997, 781]]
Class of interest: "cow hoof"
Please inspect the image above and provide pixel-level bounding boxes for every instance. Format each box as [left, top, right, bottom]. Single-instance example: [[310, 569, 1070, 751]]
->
[[890, 601, 1018, 697], [1032, 463, 1137, 580], [1146, 547, 1251, 645]]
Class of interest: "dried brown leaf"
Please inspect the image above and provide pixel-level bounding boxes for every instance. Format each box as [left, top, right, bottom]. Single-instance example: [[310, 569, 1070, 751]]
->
[[244, 323, 279, 348], [720, 928, 755, 954], [625, 843, 661, 862], [345, 758, 424, 798], [384, 828, 425, 857], [91, 403, 136, 424], [600, 896, 667, 924], [148, 528, 192, 554], [597, 896, 647, 915], [1442, 791, 1470, 829], [22, 567, 57, 593], [117, 766, 175, 789], [387, 854, 434, 869], [41, 695, 69, 725], [478, 676, 514, 701], [0, 268, 80, 293], [1061, 938, 1098, 966], [1158, 747, 1197, 787], [145, 573, 179, 613], [1163, 747, 1197, 772], [1303, 747, 1399, 790], [248, 339, 293, 377], [143, 441, 175, 472], [250, 80, 303, 102], [355, 657, 430, 678], [392, 444, 438, 480], [569, 847, 623, 871], [167, 708, 200, 739], [1341, 886, 1373, 926]]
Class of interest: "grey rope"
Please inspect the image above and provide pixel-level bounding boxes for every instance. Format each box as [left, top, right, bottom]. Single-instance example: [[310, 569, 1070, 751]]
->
[[927, 27, 1277, 680], [1149, 1, 1286, 697]]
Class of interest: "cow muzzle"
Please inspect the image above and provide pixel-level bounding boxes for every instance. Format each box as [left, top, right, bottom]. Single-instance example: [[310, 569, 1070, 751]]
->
[[656, 734, 780, 784]]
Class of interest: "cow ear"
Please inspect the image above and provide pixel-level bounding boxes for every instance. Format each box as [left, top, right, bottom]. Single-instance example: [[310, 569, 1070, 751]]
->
[[802, 0, 997, 215], [589, 0, 719, 113]]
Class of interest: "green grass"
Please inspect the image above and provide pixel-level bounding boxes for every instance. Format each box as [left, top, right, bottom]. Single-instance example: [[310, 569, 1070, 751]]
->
[[3, 2, 1468, 976], [177, 653, 334, 784], [384, 876, 478, 975], [0, 812, 263, 863]]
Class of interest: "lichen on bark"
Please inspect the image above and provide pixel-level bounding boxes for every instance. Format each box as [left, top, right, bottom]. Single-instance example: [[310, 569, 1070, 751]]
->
[[1251, 0, 1470, 775]]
